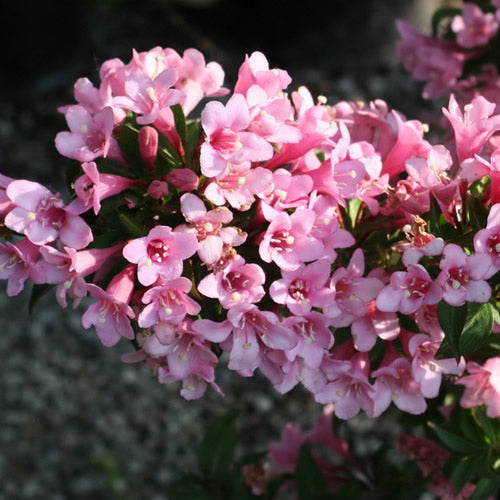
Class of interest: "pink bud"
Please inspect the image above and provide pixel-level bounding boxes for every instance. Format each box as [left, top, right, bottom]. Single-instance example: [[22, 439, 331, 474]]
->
[[166, 168, 199, 191], [138, 126, 159, 173], [147, 180, 169, 199]]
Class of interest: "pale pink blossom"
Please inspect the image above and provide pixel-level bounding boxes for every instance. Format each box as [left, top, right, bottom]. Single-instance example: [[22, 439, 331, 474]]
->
[[203, 162, 272, 210], [258, 206, 324, 271], [68, 161, 140, 215], [442, 94, 500, 163], [372, 345, 426, 416], [55, 105, 120, 162], [5, 180, 93, 249], [200, 94, 273, 177], [113, 69, 184, 125], [0, 239, 40, 296], [81, 264, 136, 346], [138, 277, 201, 327], [376, 264, 442, 315], [269, 259, 335, 315], [408, 333, 465, 398], [451, 3, 498, 49], [197, 255, 265, 308], [122, 225, 198, 285], [437, 243, 493, 306], [224, 303, 297, 377], [315, 351, 375, 419], [474, 202, 500, 268], [456, 357, 500, 418]]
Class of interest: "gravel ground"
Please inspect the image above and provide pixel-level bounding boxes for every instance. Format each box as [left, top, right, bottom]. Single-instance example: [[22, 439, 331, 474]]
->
[[1, 1, 439, 498]]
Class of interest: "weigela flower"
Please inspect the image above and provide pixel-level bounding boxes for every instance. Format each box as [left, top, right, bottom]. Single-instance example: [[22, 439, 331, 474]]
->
[[5, 180, 93, 249], [451, 3, 498, 49], [437, 243, 493, 306], [200, 93, 273, 177], [456, 357, 500, 418], [123, 225, 198, 286]]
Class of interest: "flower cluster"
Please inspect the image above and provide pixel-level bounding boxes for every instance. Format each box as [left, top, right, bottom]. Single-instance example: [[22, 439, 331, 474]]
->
[[397, 0, 500, 104], [0, 44, 498, 431]]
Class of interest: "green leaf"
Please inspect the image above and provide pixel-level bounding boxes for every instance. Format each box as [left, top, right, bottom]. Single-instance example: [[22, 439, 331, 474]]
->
[[334, 480, 365, 500], [295, 446, 331, 500], [171, 104, 187, 144], [169, 478, 216, 500], [184, 120, 200, 168], [438, 300, 468, 361], [460, 410, 484, 444], [116, 124, 151, 180], [397, 312, 420, 333], [28, 283, 53, 315], [429, 423, 486, 455], [347, 198, 362, 228], [468, 477, 500, 500], [459, 303, 493, 355], [117, 212, 148, 238], [431, 7, 461, 37], [476, 406, 500, 443], [157, 129, 184, 169], [451, 456, 476, 494], [198, 412, 237, 480]]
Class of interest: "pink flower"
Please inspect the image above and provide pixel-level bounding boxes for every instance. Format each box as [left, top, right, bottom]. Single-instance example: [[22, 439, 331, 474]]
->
[[122, 225, 198, 286], [451, 3, 498, 49], [68, 161, 140, 215], [456, 357, 500, 418], [200, 94, 273, 177], [0, 239, 40, 296], [408, 333, 465, 398], [203, 162, 272, 211], [113, 68, 184, 125], [330, 249, 384, 319], [197, 255, 265, 308], [269, 259, 335, 315], [138, 277, 201, 327], [258, 207, 324, 271], [474, 202, 500, 268], [442, 94, 500, 163], [178, 193, 246, 265], [372, 345, 426, 416], [81, 264, 136, 346], [376, 264, 442, 315], [5, 180, 93, 249], [234, 51, 291, 99], [225, 303, 297, 377], [55, 105, 120, 162], [437, 243, 493, 306], [315, 352, 375, 419]]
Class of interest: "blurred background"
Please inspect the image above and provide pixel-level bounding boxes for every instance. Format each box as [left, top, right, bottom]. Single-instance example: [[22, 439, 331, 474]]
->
[[0, 0, 439, 498]]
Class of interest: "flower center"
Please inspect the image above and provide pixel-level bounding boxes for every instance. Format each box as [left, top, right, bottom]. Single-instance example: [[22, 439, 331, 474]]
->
[[147, 239, 170, 263]]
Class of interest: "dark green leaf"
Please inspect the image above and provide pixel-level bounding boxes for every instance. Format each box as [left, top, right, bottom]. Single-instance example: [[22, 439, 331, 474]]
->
[[295, 446, 330, 500], [397, 313, 420, 333], [116, 124, 151, 180], [459, 303, 493, 355], [117, 212, 148, 238], [429, 423, 486, 455], [169, 478, 217, 500], [438, 300, 468, 361], [460, 410, 484, 444], [476, 406, 500, 443], [466, 195, 489, 232], [157, 130, 184, 169], [28, 284, 53, 315], [468, 477, 500, 500], [334, 480, 365, 500], [431, 7, 461, 37], [171, 104, 187, 144], [451, 456, 476, 494], [184, 120, 200, 168], [198, 412, 237, 480]]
